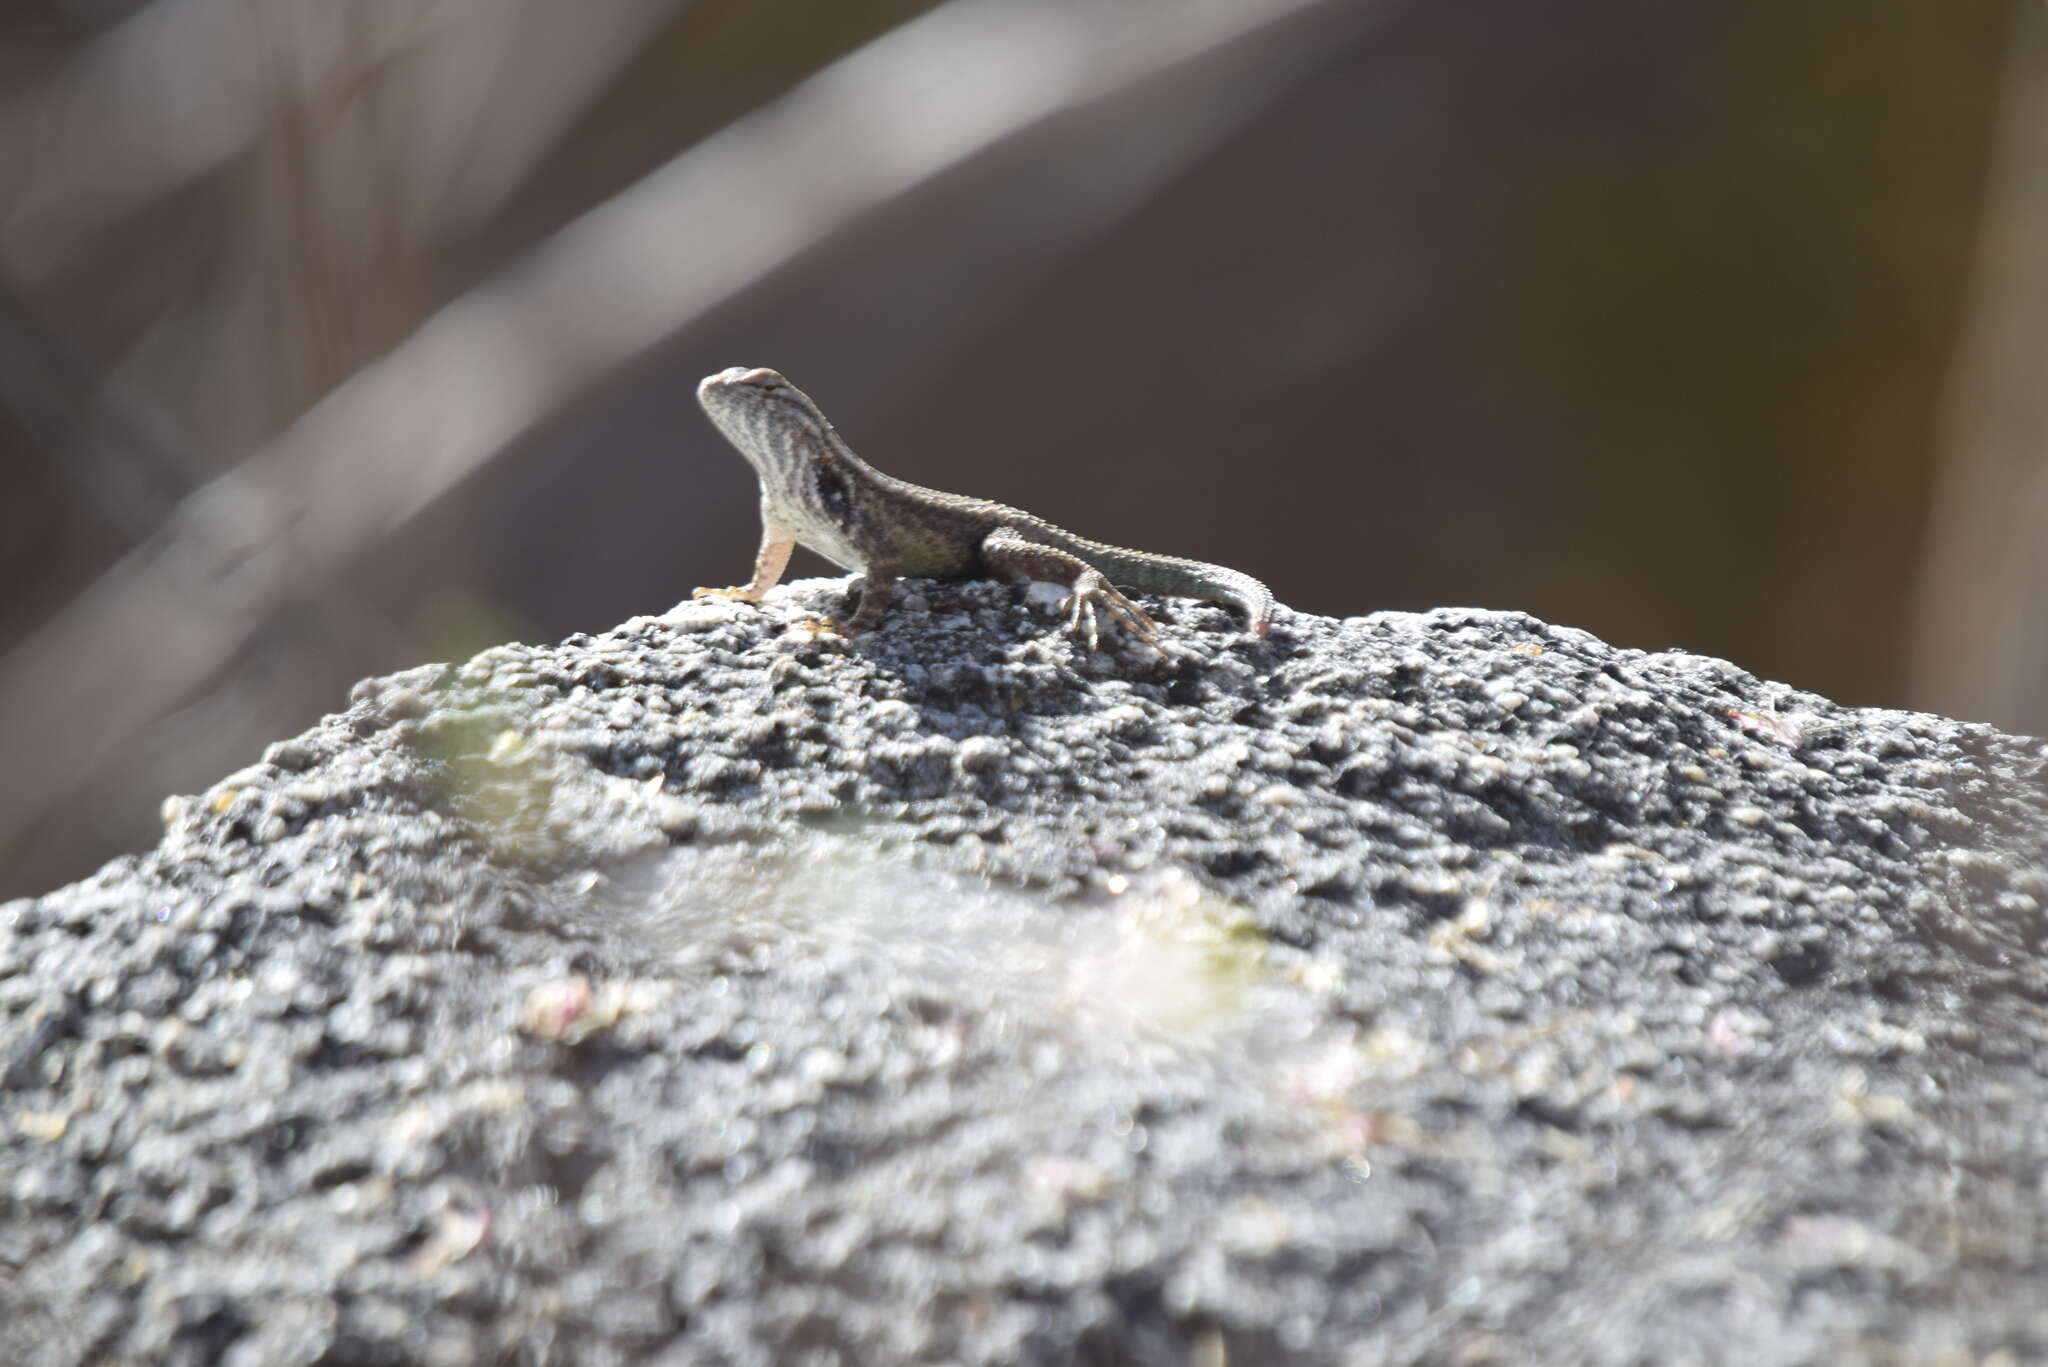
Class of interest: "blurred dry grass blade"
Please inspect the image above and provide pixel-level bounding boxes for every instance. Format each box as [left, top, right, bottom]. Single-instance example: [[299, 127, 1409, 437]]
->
[[0, 0, 681, 895], [0, 0, 677, 286], [0, 0, 1348, 889], [1912, 0, 2048, 736]]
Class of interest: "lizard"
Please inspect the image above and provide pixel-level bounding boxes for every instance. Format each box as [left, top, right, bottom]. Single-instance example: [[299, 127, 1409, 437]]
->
[[691, 366, 1274, 651]]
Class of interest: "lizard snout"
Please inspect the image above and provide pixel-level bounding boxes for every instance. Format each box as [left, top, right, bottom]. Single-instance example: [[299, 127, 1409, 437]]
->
[[698, 367, 790, 403]]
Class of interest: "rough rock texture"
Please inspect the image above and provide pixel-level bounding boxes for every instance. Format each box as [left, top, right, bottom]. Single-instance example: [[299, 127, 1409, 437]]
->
[[3, 578, 2046, 1366]]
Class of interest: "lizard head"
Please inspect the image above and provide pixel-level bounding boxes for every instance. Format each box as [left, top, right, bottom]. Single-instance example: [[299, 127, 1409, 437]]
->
[[697, 367, 840, 478]]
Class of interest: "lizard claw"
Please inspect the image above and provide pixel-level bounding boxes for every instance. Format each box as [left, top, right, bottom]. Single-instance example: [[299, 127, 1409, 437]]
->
[[692, 585, 763, 603], [1057, 576, 1163, 654]]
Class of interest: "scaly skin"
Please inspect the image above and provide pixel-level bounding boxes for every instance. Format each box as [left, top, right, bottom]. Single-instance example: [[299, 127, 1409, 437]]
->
[[692, 366, 1274, 651]]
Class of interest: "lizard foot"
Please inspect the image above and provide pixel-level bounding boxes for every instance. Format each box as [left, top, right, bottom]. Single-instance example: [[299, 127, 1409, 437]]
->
[[691, 585, 765, 603], [797, 616, 851, 640], [1058, 574, 1162, 653]]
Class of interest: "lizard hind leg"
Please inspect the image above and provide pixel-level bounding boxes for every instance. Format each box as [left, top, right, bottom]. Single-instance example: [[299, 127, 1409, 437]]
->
[[983, 527, 1161, 652]]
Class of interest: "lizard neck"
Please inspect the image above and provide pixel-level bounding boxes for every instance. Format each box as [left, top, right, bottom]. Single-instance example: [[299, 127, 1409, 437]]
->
[[754, 416, 887, 562]]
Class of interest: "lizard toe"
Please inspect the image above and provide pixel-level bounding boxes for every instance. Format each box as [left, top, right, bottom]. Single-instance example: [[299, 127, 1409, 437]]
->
[[1059, 581, 1162, 653], [1056, 591, 1100, 651], [798, 616, 851, 640]]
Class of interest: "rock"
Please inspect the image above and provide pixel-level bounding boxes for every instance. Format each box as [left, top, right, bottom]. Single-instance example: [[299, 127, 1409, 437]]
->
[[3, 579, 2043, 1365]]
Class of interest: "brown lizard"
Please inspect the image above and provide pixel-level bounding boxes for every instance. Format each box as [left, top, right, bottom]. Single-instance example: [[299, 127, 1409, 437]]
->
[[693, 366, 1273, 650]]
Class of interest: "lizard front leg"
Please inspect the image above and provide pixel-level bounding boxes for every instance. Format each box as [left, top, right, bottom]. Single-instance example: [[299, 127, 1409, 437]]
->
[[982, 527, 1161, 652], [693, 525, 794, 604], [847, 564, 902, 634]]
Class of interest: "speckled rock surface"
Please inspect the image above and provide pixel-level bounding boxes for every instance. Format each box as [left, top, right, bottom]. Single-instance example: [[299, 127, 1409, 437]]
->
[[3, 578, 2046, 1366]]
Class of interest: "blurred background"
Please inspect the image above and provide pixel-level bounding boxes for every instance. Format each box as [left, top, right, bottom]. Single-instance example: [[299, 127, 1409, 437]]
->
[[0, 0, 2036, 899]]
